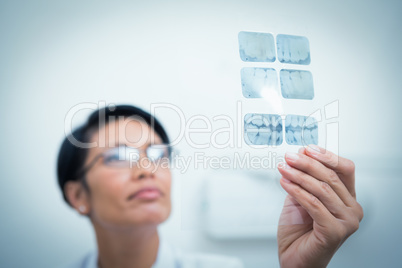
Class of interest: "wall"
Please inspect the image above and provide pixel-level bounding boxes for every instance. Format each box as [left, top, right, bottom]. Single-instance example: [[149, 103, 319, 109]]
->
[[0, 0, 401, 267]]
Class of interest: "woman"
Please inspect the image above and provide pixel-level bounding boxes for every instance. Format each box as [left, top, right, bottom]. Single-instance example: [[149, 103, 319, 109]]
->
[[57, 104, 363, 268]]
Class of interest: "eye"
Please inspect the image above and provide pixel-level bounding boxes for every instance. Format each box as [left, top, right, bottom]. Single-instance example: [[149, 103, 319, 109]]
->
[[103, 149, 125, 165], [147, 145, 168, 161]]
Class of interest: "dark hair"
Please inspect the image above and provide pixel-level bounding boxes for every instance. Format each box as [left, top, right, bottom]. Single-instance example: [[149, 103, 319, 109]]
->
[[57, 104, 170, 206]]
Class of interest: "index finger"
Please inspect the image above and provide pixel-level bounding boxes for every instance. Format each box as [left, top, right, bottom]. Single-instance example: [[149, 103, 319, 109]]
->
[[299, 145, 356, 198]]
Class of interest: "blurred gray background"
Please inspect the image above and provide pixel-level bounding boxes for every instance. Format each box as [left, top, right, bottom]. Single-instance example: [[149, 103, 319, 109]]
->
[[1, 0, 401, 267]]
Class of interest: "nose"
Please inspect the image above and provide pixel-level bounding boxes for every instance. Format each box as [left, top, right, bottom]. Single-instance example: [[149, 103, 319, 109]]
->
[[131, 152, 156, 180]]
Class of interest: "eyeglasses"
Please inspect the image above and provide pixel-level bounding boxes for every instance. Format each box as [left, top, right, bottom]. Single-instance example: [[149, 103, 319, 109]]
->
[[75, 144, 172, 179]]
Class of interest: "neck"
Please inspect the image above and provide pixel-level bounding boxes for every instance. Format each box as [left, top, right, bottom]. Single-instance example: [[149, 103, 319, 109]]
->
[[93, 222, 159, 268]]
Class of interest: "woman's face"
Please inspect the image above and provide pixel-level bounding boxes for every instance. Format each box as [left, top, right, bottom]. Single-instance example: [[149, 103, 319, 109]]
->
[[83, 119, 172, 229]]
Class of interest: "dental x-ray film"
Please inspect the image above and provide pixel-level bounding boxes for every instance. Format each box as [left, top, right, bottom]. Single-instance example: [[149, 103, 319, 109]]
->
[[280, 69, 314, 100], [244, 113, 283, 146], [276, 34, 311, 65], [285, 114, 318, 145], [241, 67, 278, 98], [238, 31, 276, 62]]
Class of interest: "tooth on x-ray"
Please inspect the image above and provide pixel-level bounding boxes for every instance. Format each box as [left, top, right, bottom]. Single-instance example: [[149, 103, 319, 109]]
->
[[244, 113, 283, 146], [241, 67, 278, 98], [285, 115, 318, 145], [280, 69, 314, 100], [238, 31, 276, 62], [276, 34, 311, 65]]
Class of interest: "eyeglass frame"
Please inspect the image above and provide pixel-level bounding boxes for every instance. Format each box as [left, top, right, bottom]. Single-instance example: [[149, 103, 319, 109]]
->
[[74, 143, 174, 180]]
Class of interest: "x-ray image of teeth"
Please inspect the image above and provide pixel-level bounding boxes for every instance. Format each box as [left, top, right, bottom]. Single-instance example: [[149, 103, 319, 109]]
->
[[238, 31, 276, 62], [241, 67, 278, 98], [244, 113, 283, 146], [285, 115, 318, 145], [276, 34, 311, 65], [280, 69, 314, 100]]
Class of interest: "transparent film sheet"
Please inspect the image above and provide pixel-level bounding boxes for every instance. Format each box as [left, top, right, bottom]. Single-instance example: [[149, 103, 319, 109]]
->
[[285, 114, 318, 145], [241, 67, 278, 98], [276, 34, 311, 65], [201, 169, 288, 238], [200, 168, 315, 235], [232, 32, 317, 229], [244, 113, 283, 146], [238, 31, 276, 62], [280, 69, 314, 100]]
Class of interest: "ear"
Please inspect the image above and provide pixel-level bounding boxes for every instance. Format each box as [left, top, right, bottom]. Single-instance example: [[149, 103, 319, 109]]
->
[[64, 181, 91, 216]]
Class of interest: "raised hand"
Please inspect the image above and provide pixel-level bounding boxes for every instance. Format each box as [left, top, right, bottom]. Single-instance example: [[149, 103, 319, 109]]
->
[[277, 145, 363, 268]]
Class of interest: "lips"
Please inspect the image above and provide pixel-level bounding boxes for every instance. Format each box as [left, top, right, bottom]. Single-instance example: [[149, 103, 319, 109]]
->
[[128, 187, 162, 201]]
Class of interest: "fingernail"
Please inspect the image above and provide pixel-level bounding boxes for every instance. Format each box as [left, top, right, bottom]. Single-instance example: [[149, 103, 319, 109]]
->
[[281, 177, 291, 183], [278, 162, 291, 169], [306, 144, 322, 154], [285, 152, 299, 162]]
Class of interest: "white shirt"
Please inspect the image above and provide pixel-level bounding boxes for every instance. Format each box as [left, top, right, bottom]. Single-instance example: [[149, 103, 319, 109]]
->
[[61, 238, 244, 268]]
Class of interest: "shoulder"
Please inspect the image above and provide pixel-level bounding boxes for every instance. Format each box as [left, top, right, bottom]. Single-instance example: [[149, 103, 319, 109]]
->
[[58, 251, 97, 268], [154, 240, 244, 268]]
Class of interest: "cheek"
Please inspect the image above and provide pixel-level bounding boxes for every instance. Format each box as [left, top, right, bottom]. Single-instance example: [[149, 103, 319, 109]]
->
[[160, 169, 173, 216], [87, 170, 129, 213], [158, 168, 172, 197]]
